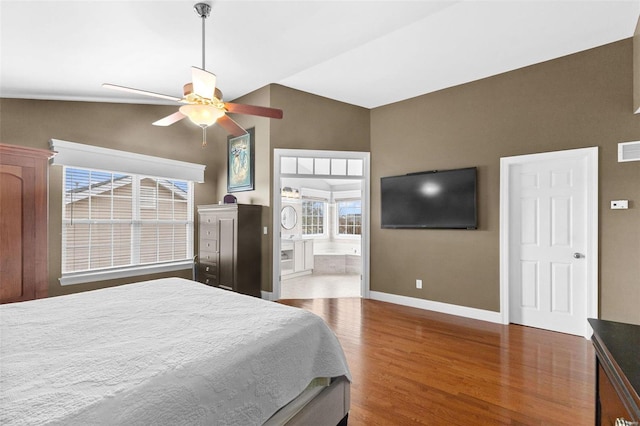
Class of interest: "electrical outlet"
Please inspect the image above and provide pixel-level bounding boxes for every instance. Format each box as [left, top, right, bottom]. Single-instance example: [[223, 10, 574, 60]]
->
[[263, 226, 268, 235], [610, 200, 629, 209], [416, 279, 422, 289]]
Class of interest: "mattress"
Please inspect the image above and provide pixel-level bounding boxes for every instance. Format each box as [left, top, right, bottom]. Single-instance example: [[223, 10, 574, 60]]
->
[[0, 277, 351, 425]]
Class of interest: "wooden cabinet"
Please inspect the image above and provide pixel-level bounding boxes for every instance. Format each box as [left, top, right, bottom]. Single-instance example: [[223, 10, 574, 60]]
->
[[281, 239, 314, 277], [196, 204, 262, 297], [294, 241, 306, 272], [0, 144, 54, 304], [588, 319, 640, 426], [303, 240, 315, 271]]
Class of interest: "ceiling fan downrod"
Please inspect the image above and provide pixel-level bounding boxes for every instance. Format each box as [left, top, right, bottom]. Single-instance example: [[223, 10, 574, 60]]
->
[[194, 3, 211, 70]]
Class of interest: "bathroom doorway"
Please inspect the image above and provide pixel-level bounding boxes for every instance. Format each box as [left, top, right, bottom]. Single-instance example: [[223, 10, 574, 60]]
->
[[272, 149, 370, 300]]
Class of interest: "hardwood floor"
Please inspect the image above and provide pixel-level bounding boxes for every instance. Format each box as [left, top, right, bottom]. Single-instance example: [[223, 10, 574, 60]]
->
[[279, 298, 595, 426]]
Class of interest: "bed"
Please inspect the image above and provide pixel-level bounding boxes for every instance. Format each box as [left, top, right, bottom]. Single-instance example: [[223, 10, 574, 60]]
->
[[0, 277, 351, 425]]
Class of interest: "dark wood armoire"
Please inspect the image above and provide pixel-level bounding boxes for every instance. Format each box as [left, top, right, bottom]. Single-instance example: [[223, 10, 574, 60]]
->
[[196, 204, 262, 297], [0, 143, 55, 304]]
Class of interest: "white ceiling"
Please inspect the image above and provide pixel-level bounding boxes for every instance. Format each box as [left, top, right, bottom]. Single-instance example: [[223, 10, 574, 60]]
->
[[1, 1, 638, 109]]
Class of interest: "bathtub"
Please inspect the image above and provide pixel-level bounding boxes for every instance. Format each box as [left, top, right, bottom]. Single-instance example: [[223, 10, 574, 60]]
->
[[313, 252, 361, 275]]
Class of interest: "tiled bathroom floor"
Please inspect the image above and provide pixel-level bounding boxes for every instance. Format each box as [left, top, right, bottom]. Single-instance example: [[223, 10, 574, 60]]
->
[[280, 273, 361, 299]]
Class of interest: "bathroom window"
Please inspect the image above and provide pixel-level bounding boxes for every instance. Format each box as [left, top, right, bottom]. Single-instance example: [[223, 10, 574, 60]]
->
[[337, 200, 362, 236], [301, 200, 325, 236]]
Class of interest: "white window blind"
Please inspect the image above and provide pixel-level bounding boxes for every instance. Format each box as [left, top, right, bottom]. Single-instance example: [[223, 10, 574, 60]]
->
[[62, 167, 194, 283]]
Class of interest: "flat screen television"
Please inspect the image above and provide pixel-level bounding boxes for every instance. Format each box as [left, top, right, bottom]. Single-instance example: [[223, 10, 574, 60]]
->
[[381, 167, 477, 229]]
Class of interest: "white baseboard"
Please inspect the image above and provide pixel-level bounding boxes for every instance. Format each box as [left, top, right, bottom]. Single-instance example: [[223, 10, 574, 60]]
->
[[369, 291, 503, 324]]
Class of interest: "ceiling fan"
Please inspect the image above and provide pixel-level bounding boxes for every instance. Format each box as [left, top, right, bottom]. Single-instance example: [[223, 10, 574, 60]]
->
[[102, 2, 283, 146]]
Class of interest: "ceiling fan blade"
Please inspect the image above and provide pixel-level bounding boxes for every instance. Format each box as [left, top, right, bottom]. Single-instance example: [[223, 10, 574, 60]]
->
[[152, 111, 186, 126], [217, 114, 248, 137], [192, 67, 217, 100], [102, 83, 182, 102], [225, 102, 283, 119]]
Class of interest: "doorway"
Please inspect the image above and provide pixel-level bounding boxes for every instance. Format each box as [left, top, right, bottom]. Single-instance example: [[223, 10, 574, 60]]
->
[[273, 149, 370, 300], [500, 147, 598, 337]]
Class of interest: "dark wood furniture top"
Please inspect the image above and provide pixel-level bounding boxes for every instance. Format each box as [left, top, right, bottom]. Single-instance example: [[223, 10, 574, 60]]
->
[[589, 318, 640, 425]]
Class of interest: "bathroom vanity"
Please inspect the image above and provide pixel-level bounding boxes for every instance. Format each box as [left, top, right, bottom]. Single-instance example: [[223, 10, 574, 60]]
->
[[281, 239, 314, 278]]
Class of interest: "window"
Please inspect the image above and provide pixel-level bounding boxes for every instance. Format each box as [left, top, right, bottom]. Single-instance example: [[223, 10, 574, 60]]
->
[[337, 200, 362, 236], [62, 166, 193, 277], [301, 200, 325, 236]]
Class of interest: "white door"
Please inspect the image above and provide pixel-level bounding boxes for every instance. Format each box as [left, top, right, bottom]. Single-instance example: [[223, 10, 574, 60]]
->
[[502, 148, 598, 336]]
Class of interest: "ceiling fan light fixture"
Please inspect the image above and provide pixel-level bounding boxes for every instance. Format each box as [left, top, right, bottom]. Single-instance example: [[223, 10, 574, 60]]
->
[[179, 104, 224, 127], [102, 1, 282, 142]]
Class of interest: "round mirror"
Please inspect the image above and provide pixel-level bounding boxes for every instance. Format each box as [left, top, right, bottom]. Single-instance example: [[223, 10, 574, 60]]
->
[[281, 205, 297, 230]]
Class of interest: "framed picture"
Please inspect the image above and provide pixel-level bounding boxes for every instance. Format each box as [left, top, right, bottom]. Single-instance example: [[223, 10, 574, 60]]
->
[[227, 127, 255, 193]]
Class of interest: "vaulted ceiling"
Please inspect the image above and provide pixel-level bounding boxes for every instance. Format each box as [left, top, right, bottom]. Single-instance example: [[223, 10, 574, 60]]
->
[[1, 1, 638, 109]]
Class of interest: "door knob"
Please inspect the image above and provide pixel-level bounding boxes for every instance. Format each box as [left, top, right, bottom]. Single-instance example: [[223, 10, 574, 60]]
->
[[573, 253, 584, 259]]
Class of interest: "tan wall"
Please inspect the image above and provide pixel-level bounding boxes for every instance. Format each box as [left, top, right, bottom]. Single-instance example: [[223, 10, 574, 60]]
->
[[208, 85, 371, 292], [0, 99, 219, 296], [209, 85, 274, 293], [212, 86, 273, 207], [2, 39, 637, 324], [268, 86, 370, 292], [270, 84, 371, 153], [370, 39, 640, 324]]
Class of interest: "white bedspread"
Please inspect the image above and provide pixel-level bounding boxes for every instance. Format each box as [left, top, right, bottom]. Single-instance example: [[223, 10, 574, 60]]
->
[[0, 278, 351, 425]]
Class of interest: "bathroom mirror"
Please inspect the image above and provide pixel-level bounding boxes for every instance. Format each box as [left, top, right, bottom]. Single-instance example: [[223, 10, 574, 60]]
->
[[281, 205, 297, 230]]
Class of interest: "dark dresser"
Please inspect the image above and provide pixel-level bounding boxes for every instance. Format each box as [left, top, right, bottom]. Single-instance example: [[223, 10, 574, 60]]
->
[[196, 204, 262, 297], [588, 319, 640, 426]]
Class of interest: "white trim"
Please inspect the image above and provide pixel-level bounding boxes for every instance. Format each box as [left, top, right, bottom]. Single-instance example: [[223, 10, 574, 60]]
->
[[60, 260, 193, 286], [273, 153, 282, 300], [499, 147, 598, 338], [50, 139, 206, 182], [333, 190, 361, 201], [300, 188, 331, 199], [618, 140, 640, 162], [369, 291, 503, 324], [362, 153, 370, 299], [273, 149, 371, 301]]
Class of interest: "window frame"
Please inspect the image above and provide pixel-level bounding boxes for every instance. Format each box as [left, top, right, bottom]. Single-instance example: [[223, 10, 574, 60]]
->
[[301, 199, 327, 238], [335, 199, 362, 238], [60, 166, 195, 285]]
